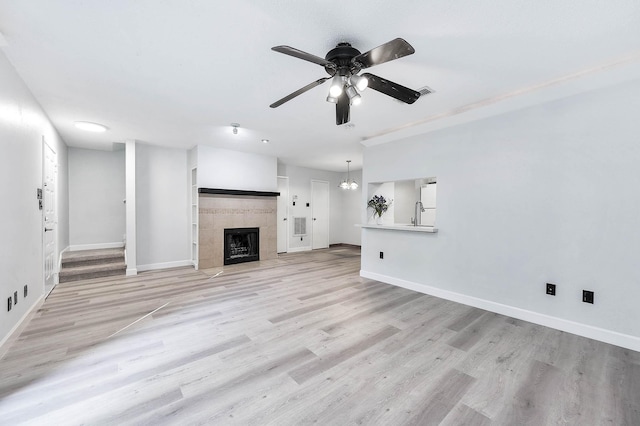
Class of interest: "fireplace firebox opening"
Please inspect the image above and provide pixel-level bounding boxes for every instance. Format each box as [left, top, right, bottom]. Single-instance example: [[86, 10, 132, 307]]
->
[[224, 227, 259, 265]]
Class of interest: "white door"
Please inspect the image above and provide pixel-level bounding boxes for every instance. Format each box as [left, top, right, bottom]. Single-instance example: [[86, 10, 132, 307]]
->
[[277, 176, 289, 253], [43, 140, 58, 296], [311, 180, 329, 249]]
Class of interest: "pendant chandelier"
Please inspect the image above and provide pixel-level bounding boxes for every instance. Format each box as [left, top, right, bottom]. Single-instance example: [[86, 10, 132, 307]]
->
[[339, 160, 358, 190]]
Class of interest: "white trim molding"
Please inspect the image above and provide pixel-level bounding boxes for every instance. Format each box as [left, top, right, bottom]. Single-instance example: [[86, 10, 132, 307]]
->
[[137, 260, 193, 273], [0, 295, 44, 358], [69, 242, 124, 252], [286, 246, 312, 253], [361, 270, 640, 353]]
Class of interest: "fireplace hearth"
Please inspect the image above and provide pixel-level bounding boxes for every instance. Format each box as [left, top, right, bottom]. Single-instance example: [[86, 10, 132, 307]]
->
[[224, 227, 259, 265]]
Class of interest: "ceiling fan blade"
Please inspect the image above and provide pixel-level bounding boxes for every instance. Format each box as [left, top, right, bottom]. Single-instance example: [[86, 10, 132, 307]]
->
[[270, 77, 331, 108], [272, 45, 336, 69], [362, 73, 421, 104], [352, 38, 415, 69], [336, 92, 350, 125]]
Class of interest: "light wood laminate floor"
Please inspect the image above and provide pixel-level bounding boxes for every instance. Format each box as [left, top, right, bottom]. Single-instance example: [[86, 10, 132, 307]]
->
[[1, 246, 638, 425]]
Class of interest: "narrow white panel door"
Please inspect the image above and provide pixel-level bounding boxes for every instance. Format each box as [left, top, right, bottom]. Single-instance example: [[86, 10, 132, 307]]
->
[[277, 176, 289, 253], [43, 141, 57, 296], [311, 180, 329, 249]]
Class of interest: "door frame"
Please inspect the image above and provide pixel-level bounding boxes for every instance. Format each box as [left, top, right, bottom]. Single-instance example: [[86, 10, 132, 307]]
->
[[43, 138, 58, 297], [311, 179, 330, 249], [277, 176, 289, 253]]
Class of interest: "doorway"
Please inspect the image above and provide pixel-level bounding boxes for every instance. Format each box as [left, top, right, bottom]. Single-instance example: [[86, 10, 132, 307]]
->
[[311, 180, 329, 249], [43, 139, 58, 297]]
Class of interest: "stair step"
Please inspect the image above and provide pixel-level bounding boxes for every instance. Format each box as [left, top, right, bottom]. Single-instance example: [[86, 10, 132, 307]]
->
[[62, 248, 124, 264], [59, 261, 126, 283]]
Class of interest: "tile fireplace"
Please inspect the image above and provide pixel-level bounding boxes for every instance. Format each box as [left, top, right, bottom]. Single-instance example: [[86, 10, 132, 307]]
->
[[198, 189, 278, 269]]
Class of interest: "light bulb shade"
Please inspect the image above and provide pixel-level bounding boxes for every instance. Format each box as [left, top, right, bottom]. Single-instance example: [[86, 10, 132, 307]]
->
[[339, 180, 349, 189], [350, 74, 368, 91], [345, 85, 361, 106], [326, 94, 338, 103], [329, 75, 345, 97], [349, 181, 359, 190]]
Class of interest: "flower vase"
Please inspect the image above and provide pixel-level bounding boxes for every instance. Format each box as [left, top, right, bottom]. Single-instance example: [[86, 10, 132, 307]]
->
[[376, 215, 384, 225]]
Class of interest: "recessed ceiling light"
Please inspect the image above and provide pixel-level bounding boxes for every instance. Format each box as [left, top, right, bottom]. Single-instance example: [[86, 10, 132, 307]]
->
[[74, 121, 108, 132], [261, 139, 269, 144]]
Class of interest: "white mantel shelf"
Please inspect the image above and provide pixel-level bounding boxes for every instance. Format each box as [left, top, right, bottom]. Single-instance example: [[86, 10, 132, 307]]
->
[[360, 224, 438, 233]]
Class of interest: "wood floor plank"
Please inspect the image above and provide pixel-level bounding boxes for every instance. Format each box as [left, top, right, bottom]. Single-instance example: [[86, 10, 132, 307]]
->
[[1, 246, 638, 424]]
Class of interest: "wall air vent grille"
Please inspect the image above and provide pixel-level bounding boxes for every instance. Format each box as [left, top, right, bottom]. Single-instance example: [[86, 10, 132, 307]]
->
[[293, 217, 307, 236]]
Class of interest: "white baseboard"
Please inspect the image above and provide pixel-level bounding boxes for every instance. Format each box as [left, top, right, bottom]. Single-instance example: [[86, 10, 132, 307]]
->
[[126, 268, 138, 276], [137, 260, 193, 272], [286, 247, 312, 253], [0, 295, 44, 358], [360, 270, 640, 353], [69, 242, 124, 251]]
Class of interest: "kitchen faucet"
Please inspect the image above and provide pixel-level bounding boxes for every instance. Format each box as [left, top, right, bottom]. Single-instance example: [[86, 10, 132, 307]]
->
[[414, 201, 424, 226]]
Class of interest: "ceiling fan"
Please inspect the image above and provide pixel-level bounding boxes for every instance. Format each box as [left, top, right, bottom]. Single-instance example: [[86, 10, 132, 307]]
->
[[270, 38, 422, 125]]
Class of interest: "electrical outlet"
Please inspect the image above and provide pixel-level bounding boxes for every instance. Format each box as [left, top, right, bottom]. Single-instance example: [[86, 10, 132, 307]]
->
[[14, 291, 17, 305], [7, 297, 12, 311], [583, 290, 594, 304], [24, 285, 28, 298], [379, 251, 384, 259], [546, 283, 556, 296]]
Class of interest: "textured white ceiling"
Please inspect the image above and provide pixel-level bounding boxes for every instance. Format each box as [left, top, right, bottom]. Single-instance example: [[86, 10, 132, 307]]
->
[[1, 0, 639, 171]]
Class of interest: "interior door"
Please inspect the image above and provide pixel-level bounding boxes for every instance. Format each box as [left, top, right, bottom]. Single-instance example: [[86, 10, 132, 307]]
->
[[277, 176, 289, 253], [43, 140, 58, 296], [311, 180, 329, 249]]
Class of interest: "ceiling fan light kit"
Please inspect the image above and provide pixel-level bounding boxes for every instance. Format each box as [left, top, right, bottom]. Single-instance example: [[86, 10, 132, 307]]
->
[[349, 74, 368, 92], [270, 38, 422, 125]]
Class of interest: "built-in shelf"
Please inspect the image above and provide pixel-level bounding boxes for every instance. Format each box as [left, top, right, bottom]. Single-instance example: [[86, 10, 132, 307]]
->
[[191, 167, 198, 269], [360, 224, 438, 233]]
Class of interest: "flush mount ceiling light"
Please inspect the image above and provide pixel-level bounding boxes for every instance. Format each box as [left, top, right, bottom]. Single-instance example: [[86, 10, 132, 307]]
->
[[261, 139, 269, 144], [74, 121, 108, 132], [231, 123, 240, 134], [270, 39, 422, 125], [339, 160, 358, 190]]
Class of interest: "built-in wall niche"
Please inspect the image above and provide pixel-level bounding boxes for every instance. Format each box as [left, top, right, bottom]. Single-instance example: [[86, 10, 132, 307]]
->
[[367, 177, 436, 226]]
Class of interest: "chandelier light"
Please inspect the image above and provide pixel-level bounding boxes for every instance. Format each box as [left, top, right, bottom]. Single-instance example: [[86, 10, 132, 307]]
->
[[339, 160, 358, 190]]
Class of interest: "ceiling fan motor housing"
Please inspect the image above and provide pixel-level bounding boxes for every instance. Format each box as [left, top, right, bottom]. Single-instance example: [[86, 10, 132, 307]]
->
[[325, 42, 362, 76]]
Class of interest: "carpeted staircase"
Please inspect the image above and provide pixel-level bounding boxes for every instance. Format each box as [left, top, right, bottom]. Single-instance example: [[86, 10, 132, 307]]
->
[[59, 248, 126, 283]]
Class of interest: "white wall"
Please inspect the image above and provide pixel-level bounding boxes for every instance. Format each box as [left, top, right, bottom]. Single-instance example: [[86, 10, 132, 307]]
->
[[277, 164, 362, 249], [361, 78, 640, 350], [197, 146, 277, 192], [0, 51, 68, 346], [68, 147, 125, 248], [135, 144, 190, 270]]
